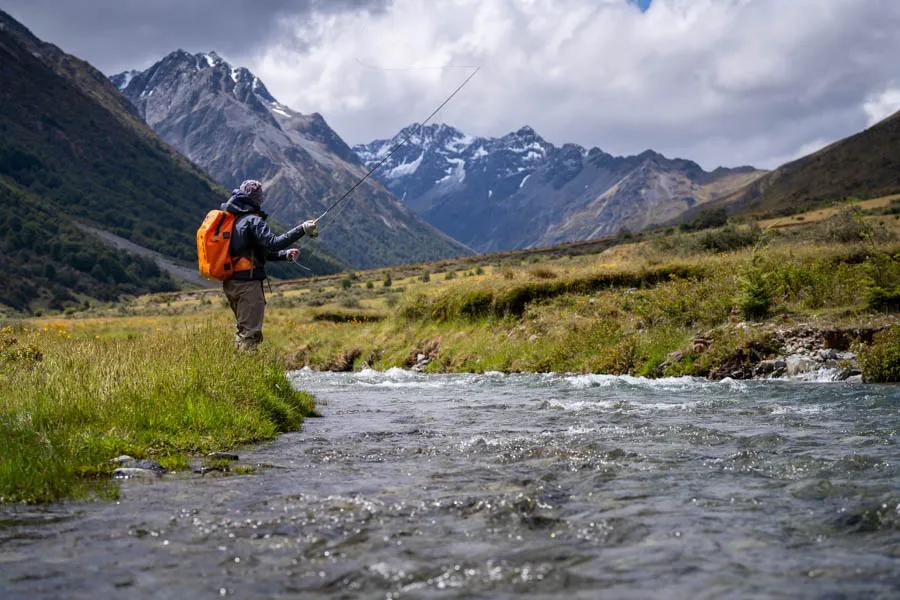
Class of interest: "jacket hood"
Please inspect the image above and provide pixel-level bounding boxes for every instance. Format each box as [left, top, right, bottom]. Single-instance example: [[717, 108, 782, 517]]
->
[[221, 190, 268, 218]]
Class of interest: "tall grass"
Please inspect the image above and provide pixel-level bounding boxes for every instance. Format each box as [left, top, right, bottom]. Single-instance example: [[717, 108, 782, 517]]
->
[[0, 325, 314, 503]]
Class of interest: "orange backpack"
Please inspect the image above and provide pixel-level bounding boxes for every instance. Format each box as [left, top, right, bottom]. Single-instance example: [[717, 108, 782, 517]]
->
[[196, 210, 253, 280]]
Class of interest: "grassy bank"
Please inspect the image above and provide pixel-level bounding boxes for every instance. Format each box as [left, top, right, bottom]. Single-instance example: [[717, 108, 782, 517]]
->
[[279, 243, 897, 374], [262, 205, 899, 377], [0, 325, 314, 503]]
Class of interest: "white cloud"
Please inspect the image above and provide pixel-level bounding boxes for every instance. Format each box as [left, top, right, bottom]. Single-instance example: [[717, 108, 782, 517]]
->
[[245, 0, 900, 170], [863, 87, 900, 127]]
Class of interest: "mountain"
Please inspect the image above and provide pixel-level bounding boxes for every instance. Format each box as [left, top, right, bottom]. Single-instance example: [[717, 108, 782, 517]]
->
[[354, 124, 764, 251], [0, 11, 239, 312], [697, 110, 900, 218], [112, 52, 469, 268]]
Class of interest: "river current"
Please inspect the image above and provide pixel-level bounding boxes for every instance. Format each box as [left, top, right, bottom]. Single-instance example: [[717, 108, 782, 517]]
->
[[1, 370, 898, 598]]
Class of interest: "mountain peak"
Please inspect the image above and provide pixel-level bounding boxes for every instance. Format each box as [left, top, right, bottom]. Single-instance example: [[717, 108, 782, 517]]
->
[[122, 48, 279, 106]]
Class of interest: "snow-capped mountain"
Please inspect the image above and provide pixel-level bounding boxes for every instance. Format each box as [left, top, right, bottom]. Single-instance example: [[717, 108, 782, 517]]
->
[[354, 125, 765, 252], [355, 124, 551, 217], [112, 51, 468, 268]]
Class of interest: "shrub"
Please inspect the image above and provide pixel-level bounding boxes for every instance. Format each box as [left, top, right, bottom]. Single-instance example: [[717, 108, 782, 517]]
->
[[737, 254, 773, 321], [699, 223, 762, 253], [419, 272, 431, 282], [858, 326, 900, 382], [366, 280, 374, 289], [444, 271, 456, 280], [340, 278, 352, 289], [680, 207, 729, 232], [529, 267, 557, 279], [864, 253, 900, 312], [867, 286, 900, 312], [813, 206, 893, 244], [474, 266, 484, 275], [382, 272, 392, 287], [339, 295, 361, 309]]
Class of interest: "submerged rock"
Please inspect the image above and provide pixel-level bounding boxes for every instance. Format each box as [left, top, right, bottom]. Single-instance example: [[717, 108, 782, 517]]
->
[[112, 467, 160, 479], [109, 456, 166, 474], [207, 452, 239, 461]]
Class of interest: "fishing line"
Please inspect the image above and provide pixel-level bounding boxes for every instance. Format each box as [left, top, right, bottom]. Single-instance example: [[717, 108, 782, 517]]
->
[[289, 63, 480, 273], [354, 58, 480, 71], [316, 64, 479, 224]]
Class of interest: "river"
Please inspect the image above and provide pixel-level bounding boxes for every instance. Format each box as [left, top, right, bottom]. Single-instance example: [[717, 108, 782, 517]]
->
[[1, 370, 898, 598]]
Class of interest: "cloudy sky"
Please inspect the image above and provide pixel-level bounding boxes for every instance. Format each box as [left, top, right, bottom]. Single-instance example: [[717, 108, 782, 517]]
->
[[5, 0, 900, 169]]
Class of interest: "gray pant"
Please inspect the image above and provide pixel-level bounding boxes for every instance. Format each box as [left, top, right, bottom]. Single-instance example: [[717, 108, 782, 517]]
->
[[223, 279, 266, 351]]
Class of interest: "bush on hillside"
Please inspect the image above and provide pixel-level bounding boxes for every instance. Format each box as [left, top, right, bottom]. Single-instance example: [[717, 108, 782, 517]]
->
[[680, 207, 729, 232], [858, 326, 900, 382], [699, 223, 762, 253], [813, 206, 894, 244], [864, 252, 900, 312], [737, 254, 773, 321]]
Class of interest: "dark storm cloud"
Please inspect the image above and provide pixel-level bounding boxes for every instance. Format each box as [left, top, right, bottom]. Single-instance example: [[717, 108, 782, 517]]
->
[[1, 0, 385, 75]]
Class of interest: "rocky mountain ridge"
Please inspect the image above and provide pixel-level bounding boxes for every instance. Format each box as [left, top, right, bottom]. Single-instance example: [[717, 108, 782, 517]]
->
[[354, 124, 765, 252]]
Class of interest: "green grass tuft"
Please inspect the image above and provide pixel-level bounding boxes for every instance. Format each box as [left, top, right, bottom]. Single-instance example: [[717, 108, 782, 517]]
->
[[0, 325, 314, 503]]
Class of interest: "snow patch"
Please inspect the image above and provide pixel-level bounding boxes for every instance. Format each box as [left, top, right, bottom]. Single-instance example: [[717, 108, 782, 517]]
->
[[436, 157, 466, 185], [519, 174, 531, 189], [447, 134, 475, 152], [471, 146, 488, 159], [203, 53, 219, 67], [271, 107, 291, 117], [115, 70, 138, 90], [385, 153, 424, 179]]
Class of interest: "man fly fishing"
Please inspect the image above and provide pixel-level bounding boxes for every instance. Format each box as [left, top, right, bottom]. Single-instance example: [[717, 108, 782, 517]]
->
[[197, 179, 318, 351]]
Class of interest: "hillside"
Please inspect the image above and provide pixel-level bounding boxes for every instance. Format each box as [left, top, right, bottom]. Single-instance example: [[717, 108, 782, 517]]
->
[[0, 11, 234, 312], [113, 52, 470, 269], [354, 123, 764, 251], [706, 110, 900, 217]]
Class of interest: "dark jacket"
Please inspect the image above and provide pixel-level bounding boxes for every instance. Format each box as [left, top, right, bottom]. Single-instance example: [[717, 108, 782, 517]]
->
[[221, 191, 305, 281]]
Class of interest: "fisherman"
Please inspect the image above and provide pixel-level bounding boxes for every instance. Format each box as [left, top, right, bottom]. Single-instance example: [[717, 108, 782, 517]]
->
[[221, 179, 318, 351]]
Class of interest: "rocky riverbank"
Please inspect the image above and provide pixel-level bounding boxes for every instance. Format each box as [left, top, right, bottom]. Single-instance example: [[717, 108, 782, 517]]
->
[[696, 324, 890, 382]]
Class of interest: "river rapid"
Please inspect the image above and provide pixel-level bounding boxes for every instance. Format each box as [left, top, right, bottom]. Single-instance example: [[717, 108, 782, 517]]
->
[[1, 370, 898, 598]]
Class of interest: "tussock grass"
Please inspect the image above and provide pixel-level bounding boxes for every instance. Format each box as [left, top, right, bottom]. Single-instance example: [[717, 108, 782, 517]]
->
[[398, 263, 707, 322], [0, 325, 314, 503]]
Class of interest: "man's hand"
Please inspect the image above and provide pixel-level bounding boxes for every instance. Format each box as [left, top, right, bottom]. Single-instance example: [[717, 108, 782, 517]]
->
[[286, 248, 300, 261], [301, 219, 319, 238]]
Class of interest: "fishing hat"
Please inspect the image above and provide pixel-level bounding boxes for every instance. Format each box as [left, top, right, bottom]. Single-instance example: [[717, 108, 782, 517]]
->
[[238, 179, 264, 205]]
